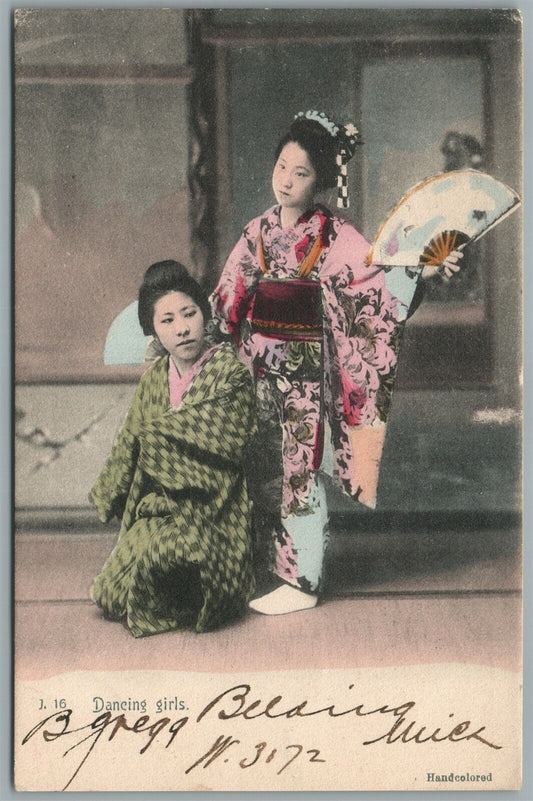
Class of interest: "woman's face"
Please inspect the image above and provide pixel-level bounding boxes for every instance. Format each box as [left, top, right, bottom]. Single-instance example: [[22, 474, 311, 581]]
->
[[272, 142, 317, 212], [153, 291, 205, 372]]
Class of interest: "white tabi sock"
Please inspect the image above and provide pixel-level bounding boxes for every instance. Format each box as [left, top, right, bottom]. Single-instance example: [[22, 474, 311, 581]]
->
[[248, 584, 318, 615]]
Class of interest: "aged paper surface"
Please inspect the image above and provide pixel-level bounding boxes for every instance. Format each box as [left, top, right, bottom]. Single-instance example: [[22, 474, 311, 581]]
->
[[14, 8, 523, 792]]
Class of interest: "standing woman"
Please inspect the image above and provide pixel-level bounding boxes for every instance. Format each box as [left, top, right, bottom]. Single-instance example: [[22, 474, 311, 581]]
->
[[210, 111, 461, 616]]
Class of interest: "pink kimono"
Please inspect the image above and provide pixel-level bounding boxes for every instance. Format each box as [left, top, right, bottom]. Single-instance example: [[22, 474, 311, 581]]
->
[[211, 204, 404, 593]]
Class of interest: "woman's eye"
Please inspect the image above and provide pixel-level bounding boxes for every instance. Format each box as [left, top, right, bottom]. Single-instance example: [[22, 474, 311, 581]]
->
[[185, 310, 197, 318]]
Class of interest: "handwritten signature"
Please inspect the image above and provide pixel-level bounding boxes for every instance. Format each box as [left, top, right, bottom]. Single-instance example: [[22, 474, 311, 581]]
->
[[22, 683, 502, 790]]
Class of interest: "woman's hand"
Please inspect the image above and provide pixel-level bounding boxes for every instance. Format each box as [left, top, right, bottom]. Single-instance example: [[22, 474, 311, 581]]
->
[[421, 249, 464, 282]]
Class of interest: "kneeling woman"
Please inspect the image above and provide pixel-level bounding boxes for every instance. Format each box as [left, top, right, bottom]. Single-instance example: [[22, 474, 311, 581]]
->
[[90, 260, 257, 636]]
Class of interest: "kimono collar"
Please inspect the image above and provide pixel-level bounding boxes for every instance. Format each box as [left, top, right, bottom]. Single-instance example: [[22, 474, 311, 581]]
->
[[271, 204, 332, 244]]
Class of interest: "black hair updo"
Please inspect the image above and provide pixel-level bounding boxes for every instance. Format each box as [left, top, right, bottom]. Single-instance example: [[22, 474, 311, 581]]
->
[[274, 113, 359, 193], [275, 118, 338, 191], [138, 260, 211, 336]]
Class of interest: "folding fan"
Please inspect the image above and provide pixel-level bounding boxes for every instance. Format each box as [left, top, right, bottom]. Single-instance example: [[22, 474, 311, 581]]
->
[[103, 300, 149, 365], [369, 169, 520, 268]]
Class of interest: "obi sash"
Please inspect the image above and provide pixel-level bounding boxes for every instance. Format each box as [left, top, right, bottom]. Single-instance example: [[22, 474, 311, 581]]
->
[[250, 279, 323, 342]]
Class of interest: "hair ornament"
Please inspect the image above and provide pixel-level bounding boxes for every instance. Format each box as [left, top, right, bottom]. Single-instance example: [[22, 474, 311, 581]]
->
[[294, 110, 361, 208], [294, 109, 340, 137]]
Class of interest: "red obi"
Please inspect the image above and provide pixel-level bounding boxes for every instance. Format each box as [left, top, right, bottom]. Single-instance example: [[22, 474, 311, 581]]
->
[[250, 279, 323, 342]]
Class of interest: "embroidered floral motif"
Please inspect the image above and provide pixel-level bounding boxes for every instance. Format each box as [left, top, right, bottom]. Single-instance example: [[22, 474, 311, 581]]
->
[[274, 527, 299, 584], [211, 203, 402, 517]]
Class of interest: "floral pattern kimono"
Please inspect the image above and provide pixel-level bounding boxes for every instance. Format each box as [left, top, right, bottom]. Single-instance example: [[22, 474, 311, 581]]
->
[[211, 204, 406, 594]]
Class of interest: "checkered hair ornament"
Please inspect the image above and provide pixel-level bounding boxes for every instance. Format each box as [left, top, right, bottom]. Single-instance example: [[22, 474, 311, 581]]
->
[[336, 148, 349, 209], [336, 123, 360, 208]]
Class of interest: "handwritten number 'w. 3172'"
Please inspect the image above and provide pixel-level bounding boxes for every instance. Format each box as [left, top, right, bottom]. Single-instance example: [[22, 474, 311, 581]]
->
[[186, 736, 325, 775]]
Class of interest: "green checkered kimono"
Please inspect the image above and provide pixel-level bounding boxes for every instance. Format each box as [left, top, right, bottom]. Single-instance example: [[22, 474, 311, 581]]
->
[[89, 344, 257, 636]]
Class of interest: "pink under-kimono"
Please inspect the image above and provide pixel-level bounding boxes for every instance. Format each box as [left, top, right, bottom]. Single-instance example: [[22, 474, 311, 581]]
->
[[211, 203, 405, 593]]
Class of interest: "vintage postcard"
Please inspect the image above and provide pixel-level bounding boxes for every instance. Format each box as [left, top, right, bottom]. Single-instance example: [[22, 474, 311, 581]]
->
[[14, 8, 523, 792]]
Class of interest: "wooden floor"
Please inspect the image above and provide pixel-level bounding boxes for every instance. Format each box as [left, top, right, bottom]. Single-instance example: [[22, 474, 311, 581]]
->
[[14, 524, 522, 681]]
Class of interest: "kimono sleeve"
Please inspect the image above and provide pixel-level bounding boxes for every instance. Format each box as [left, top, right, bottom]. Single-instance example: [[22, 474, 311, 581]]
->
[[321, 223, 403, 507], [209, 218, 260, 344], [88, 378, 144, 523]]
